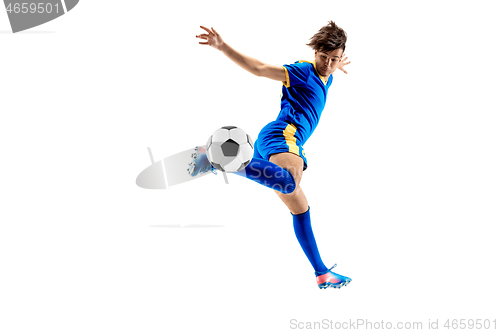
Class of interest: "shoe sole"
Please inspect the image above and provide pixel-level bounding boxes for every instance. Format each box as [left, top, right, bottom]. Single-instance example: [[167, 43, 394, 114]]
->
[[318, 278, 352, 290]]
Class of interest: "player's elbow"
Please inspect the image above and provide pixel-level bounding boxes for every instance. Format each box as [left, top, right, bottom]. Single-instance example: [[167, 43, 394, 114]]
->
[[253, 64, 267, 77]]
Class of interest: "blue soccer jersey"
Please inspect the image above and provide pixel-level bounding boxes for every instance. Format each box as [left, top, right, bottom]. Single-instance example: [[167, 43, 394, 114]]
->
[[277, 60, 333, 143]]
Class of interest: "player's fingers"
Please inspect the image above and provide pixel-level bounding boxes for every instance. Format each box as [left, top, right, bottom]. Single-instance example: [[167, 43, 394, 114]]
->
[[199, 42, 209, 45], [212, 27, 219, 36], [200, 26, 212, 34]]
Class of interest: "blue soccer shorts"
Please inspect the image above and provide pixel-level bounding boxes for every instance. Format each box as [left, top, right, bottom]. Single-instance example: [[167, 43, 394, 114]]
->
[[253, 120, 308, 171]]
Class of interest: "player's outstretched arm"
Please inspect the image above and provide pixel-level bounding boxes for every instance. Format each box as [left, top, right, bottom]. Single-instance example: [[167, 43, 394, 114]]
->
[[196, 26, 286, 82]]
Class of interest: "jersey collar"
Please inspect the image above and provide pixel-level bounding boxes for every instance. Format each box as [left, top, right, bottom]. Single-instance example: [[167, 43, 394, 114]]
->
[[312, 60, 329, 85]]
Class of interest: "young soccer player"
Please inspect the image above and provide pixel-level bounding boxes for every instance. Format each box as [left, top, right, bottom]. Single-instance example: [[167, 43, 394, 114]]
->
[[196, 21, 352, 289]]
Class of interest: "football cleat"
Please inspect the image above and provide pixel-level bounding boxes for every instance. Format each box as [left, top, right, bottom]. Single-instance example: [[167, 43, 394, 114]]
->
[[315, 264, 352, 289], [187, 146, 217, 177]]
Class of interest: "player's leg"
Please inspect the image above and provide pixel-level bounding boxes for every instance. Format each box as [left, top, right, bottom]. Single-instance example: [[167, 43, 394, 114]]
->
[[269, 152, 307, 214], [270, 152, 352, 289], [269, 152, 328, 272], [234, 158, 296, 194], [233, 132, 296, 194], [185, 138, 296, 193]]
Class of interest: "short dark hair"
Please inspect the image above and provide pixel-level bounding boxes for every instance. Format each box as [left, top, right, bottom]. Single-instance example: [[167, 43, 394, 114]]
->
[[306, 21, 347, 53]]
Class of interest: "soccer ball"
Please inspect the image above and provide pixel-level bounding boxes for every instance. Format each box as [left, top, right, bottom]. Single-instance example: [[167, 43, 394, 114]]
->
[[206, 126, 254, 172]]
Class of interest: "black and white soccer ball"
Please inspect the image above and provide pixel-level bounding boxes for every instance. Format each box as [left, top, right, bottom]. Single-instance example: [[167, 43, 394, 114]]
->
[[206, 126, 254, 172]]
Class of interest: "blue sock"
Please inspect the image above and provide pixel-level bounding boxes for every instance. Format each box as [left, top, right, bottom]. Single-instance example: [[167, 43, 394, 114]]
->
[[234, 158, 296, 194], [292, 207, 328, 274]]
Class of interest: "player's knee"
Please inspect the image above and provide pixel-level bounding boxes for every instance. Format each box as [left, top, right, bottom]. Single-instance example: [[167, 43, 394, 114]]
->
[[272, 183, 295, 195], [277, 167, 296, 194]]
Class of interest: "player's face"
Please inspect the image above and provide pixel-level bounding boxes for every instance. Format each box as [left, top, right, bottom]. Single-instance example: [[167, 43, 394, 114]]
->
[[314, 48, 344, 77]]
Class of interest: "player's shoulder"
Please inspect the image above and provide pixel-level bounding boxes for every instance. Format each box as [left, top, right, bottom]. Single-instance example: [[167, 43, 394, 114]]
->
[[297, 60, 314, 65], [291, 60, 314, 67], [285, 60, 314, 72]]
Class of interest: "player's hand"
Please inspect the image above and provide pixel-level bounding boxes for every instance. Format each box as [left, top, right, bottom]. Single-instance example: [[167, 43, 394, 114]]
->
[[338, 55, 351, 74], [196, 26, 225, 51]]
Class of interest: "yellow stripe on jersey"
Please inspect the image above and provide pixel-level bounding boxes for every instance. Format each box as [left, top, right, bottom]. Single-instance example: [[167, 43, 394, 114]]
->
[[283, 123, 300, 155], [282, 65, 291, 88]]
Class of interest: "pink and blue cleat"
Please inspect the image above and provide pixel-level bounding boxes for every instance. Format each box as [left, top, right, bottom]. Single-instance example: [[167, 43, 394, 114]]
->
[[187, 146, 216, 177], [315, 264, 352, 289]]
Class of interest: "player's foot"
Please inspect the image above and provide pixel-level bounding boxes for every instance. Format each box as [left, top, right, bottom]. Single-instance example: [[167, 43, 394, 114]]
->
[[187, 146, 217, 177], [315, 264, 352, 289]]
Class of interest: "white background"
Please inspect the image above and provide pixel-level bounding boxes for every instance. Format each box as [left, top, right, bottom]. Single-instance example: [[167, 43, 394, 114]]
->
[[1, 1, 499, 332]]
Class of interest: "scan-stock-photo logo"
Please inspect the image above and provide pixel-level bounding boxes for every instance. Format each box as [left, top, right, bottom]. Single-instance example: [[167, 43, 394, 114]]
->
[[3, 0, 78, 33]]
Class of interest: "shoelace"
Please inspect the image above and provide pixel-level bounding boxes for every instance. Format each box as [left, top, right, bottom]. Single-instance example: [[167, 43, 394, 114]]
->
[[315, 263, 337, 276]]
